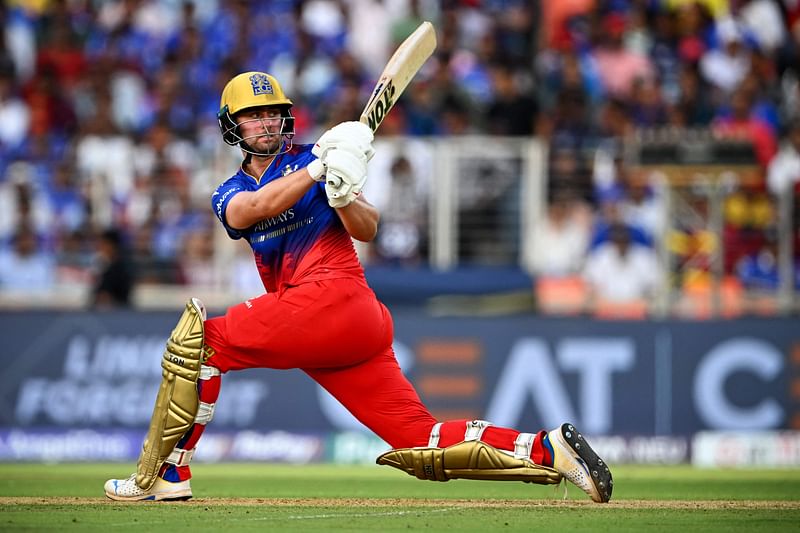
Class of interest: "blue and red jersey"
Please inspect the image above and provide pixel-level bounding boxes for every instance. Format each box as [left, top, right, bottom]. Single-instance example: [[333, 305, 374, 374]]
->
[[211, 143, 364, 293]]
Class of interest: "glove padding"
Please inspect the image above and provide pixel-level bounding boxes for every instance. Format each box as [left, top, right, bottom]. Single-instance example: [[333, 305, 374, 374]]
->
[[312, 121, 375, 163], [306, 158, 326, 182], [324, 144, 368, 208]]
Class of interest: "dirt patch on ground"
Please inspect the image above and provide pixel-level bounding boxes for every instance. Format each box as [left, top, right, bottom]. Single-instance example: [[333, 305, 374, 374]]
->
[[2, 497, 798, 510]]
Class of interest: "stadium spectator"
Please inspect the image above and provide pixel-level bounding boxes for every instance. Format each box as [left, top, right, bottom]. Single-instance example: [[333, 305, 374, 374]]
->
[[583, 222, 660, 304], [591, 12, 656, 100], [423, 54, 473, 133], [48, 163, 87, 235], [178, 226, 219, 287], [541, 88, 593, 152], [670, 64, 715, 126], [448, 23, 496, 109], [539, 0, 595, 51], [0, 161, 52, 244], [735, 228, 780, 291], [55, 229, 93, 286], [345, 0, 391, 78], [673, 1, 715, 65], [74, 90, 136, 226], [403, 77, 441, 135], [0, 4, 36, 83], [270, 27, 339, 112], [736, 0, 787, 55], [484, 63, 538, 136], [596, 154, 668, 246], [91, 227, 133, 308], [526, 190, 592, 277], [0, 222, 55, 292], [629, 78, 669, 127], [34, 8, 87, 92], [373, 155, 427, 265], [23, 65, 78, 139], [699, 17, 751, 95], [767, 119, 800, 195], [129, 219, 180, 285], [390, 0, 428, 49], [0, 62, 30, 153], [550, 145, 591, 203], [712, 85, 778, 168], [595, 98, 633, 145], [741, 56, 782, 135], [0, 0, 795, 313], [649, 8, 682, 104], [619, 175, 666, 245]]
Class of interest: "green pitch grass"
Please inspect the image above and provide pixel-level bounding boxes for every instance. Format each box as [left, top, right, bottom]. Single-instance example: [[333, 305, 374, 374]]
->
[[1, 463, 798, 531]]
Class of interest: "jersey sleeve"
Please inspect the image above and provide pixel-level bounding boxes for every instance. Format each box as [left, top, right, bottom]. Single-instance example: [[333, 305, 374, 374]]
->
[[211, 177, 246, 240]]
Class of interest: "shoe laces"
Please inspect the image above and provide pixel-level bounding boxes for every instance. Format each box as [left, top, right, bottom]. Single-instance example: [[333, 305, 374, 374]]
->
[[551, 477, 569, 501]]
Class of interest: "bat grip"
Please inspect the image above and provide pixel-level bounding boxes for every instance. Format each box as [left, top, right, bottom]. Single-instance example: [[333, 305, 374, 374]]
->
[[326, 174, 342, 188]]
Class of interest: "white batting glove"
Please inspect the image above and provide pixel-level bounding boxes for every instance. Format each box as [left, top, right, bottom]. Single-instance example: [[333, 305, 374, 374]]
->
[[324, 145, 368, 208], [306, 159, 326, 182], [312, 121, 375, 163]]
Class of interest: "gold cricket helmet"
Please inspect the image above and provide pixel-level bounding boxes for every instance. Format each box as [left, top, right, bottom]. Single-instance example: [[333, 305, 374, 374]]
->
[[217, 72, 295, 151]]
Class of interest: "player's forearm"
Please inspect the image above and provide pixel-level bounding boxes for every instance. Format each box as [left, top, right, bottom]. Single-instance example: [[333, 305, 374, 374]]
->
[[226, 170, 316, 229], [335, 196, 379, 242]]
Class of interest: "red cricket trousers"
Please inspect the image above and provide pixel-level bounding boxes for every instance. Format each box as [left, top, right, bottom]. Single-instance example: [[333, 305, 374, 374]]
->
[[186, 277, 551, 467], [203, 277, 438, 448]]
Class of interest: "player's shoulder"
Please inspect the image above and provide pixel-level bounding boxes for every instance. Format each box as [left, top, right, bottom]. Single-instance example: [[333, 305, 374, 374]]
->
[[219, 167, 249, 185], [287, 142, 315, 158], [212, 168, 249, 195]]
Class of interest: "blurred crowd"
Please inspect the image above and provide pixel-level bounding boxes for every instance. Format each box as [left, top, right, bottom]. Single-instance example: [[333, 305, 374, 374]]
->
[[0, 0, 798, 311]]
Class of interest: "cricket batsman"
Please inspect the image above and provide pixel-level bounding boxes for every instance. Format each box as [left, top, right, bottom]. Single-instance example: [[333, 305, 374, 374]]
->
[[104, 72, 613, 503]]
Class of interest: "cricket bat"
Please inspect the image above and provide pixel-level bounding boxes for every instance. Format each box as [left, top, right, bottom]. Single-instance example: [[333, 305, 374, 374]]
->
[[359, 21, 437, 133], [325, 22, 436, 189]]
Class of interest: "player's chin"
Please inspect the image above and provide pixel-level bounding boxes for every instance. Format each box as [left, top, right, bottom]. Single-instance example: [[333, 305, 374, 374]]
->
[[249, 139, 278, 154]]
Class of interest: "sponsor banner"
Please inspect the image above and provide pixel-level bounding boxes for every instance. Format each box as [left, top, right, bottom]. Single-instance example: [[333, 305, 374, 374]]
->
[[591, 436, 689, 465], [196, 431, 325, 463], [692, 431, 800, 467], [0, 428, 685, 465], [0, 311, 796, 436], [327, 432, 390, 465], [0, 429, 141, 462], [0, 429, 325, 463], [394, 314, 798, 436]]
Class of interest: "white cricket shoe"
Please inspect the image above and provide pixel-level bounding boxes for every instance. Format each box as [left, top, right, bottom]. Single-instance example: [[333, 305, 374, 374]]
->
[[548, 423, 613, 503], [104, 474, 192, 502]]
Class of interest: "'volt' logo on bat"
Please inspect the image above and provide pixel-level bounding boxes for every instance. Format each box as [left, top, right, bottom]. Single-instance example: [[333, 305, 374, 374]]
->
[[366, 81, 396, 131]]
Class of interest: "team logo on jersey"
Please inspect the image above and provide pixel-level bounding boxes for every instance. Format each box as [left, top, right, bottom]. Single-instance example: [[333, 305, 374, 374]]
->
[[282, 164, 298, 176], [250, 73, 273, 96]]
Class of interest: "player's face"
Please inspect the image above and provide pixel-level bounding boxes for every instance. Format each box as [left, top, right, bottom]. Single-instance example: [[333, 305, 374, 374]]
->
[[236, 106, 284, 154]]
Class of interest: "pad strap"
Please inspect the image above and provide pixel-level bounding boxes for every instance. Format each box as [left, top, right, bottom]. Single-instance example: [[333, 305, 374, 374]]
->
[[514, 432, 535, 459], [464, 420, 492, 441], [200, 365, 221, 380], [195, 401, 216, 425], [427, 423, 443, 447], [166, 447, 194, 467], [195, 364, 219, 425]]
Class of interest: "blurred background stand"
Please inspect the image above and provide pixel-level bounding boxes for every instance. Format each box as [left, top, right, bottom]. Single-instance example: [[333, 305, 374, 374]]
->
[[625, 127, 789, 318]]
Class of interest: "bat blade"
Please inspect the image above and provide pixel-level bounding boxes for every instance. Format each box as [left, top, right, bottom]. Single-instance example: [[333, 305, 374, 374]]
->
[[359, 21, 437, 133]]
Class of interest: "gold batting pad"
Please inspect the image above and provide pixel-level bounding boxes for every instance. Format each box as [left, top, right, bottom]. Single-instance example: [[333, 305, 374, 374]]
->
[[136, 299, 205, 490], [376, 441, 563, 485]]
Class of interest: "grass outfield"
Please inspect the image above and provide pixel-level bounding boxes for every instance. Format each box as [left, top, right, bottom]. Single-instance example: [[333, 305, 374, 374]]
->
[[1, 463, 798, 531]]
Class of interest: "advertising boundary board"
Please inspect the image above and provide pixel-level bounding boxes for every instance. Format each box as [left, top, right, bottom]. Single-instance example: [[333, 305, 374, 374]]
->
[[0, 310, 796, 441]]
